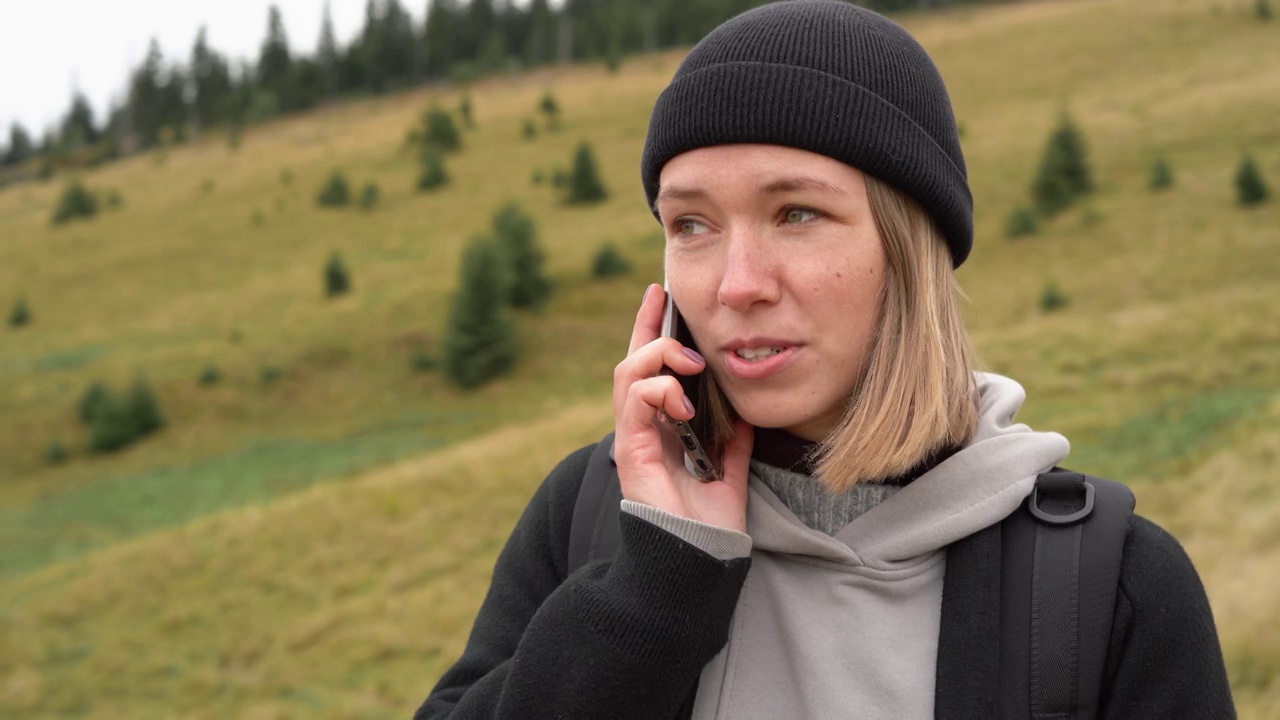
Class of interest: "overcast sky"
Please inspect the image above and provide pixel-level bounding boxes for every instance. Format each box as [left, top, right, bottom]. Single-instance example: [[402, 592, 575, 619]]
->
[[0, 1, 427, 138]]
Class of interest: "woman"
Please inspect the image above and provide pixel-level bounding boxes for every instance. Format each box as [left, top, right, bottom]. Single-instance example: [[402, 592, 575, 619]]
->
[[417, 1, 1234, 718]]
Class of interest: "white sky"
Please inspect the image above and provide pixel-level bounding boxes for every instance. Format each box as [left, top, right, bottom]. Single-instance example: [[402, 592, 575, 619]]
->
[[0, 1, 421, 138]]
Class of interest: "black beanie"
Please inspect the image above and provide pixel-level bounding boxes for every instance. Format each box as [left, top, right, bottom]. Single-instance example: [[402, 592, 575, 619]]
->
[[641, 0, 973, 267]]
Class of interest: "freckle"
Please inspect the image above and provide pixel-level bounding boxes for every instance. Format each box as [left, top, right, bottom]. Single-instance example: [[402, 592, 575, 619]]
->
[[836, 272, 842, 279]]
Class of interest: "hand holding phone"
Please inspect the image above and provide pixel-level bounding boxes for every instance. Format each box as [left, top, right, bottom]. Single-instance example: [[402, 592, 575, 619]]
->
[[611, 283, 755, 533]]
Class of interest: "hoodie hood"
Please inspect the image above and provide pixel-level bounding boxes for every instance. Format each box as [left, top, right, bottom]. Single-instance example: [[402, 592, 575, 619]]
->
[[745, 371, 1071, 568], [690, 372, 1071, 720]]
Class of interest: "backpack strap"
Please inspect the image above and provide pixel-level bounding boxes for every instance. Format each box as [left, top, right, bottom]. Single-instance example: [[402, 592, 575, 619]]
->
[[1000, 469, 1135, 719], [567, 431, 623, 575]]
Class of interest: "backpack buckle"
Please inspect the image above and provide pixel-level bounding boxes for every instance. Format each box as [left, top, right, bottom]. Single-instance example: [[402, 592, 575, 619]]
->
[[1029, 472, 1095, 525]]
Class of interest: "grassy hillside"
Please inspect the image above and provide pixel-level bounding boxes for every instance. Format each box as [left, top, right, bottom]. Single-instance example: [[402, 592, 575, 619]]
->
[[2, 0, 1279, 716]]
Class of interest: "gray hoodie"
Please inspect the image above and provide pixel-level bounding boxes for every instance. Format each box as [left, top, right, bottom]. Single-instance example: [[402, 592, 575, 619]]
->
[[623, 372, 1070, 718]]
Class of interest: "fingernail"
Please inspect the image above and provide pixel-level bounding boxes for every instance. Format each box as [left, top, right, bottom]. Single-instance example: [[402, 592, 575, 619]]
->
[[642, 284, 653, 304], [683, 396, 696, 417], [682, 347, 704, 364]]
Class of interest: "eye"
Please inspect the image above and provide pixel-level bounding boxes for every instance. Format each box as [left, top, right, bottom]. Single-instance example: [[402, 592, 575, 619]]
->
[[673, 217, 711, 236], [781, 206, 822, 225]]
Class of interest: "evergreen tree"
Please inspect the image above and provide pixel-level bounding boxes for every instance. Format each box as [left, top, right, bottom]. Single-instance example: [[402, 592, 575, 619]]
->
[[78, 381, 112, 424], [60, 93, 99, 150], [417, 106, 462, 152], [127, 379, 165, 436], [424, 0, 463, 79], [492, 202, 552, 309], [325, 252, 352, 297], [1148, 155, 1174, 191], [359, 181, 380, 210], [1258, 0, 1273, 21], [1236, 155, 1270, 206], [442, 237, 519, 389], [522, 118, 538, 140], [258, 6, 293, 98], [1005, 207, 1037, 239], [317, 170, 351, 207], [539, 90, 561, 130], [1031, 112, 1093, 217], [1040, 281, 1069, 313], [127, 39, 166, 148], [318, 2, 340, 97], [566, 142, 608, 204], [524, 0, 558, 68], [191, 27, 233, 131], [3, 123, 34, 166], [592, 243, 631, 278], [45, 440, 69, 466], [51, 181, 98, 224], [9, 297, 32, 328], [417, 146, 449, 190]]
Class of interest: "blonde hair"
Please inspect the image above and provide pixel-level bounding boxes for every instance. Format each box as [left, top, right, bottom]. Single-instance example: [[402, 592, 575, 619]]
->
[[698, 174, 981, 493]]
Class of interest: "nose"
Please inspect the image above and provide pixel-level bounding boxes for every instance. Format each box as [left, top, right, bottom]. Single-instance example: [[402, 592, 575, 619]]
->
[[716, 227, 781, 312]]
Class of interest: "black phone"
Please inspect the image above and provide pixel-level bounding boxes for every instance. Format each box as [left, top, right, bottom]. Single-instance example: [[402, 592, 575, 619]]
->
[[658, 284, 721, 482]]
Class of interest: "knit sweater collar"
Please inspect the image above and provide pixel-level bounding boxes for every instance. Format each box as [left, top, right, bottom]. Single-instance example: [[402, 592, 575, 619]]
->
[[751, 426, 958, 486]]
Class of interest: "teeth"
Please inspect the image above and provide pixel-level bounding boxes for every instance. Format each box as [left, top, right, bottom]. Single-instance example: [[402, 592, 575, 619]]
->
[[735, 347, 783, 361]]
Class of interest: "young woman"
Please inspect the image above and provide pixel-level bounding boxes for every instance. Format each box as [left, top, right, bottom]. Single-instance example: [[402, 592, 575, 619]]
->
[[417, 1, 1234, 717]]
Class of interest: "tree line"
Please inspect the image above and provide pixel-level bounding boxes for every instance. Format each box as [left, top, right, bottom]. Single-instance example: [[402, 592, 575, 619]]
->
[[0, 0, 1002, 178]]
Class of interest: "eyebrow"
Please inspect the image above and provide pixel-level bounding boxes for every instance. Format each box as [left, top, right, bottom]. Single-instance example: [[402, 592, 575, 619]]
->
[[654, 174, 849, 212]]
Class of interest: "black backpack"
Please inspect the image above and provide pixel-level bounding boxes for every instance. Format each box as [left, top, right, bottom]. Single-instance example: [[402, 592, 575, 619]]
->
[[567, 432, 1135, 720]]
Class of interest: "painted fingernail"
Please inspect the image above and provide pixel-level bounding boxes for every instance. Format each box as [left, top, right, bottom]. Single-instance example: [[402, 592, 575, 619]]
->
[[683, 396, 696, 417], [682, 347, 704, 364]]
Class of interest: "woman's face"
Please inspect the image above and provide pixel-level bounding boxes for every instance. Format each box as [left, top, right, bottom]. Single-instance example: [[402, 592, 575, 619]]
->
[[657, 144, 888, 442]]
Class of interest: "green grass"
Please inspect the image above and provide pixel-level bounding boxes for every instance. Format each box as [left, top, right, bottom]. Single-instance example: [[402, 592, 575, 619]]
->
[[1, 0, 1279, 716]]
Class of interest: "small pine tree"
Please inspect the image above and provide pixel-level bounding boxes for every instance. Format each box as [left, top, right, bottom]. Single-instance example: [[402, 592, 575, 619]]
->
[[51, 181, 98, 225], [522, 118, 538, 141], [460, 95, 475, 129], [88, 391, 135, 453], [566, 143, 609, 204], [1148, 156, 1174, 191], [317, 170, 351, 207], [604, 34, 623, 74], [78, 381, 112, 424], [411, 348, 438, 372], [591, 244, 632, 278], [1031, 112, 1093, 217], [45, 440, 69, 466], [492, 203, 553, 310], [85, 380, 164, 453], [531, 168, 544, 185], [442, 238, 520, 389], [198, 365, 221, 386], [9, 297, 32, 327], [1236, 155, 1270, 206], [1258, 0, 1273, 21], [1005, 207, 1038, 239], [261, 366, 284, 385], [539, 91, 561, 131], [417, 146, 449, 191], [1040, 281, 1069, 313], [421, 106, 462, 152], [325, 252, 351, 297], [126, 379, 165, 436], [359, 182, 380, 210]]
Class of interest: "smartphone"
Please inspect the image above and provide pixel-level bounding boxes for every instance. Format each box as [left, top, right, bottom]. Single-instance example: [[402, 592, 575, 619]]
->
[[658, 283, 721, 482]]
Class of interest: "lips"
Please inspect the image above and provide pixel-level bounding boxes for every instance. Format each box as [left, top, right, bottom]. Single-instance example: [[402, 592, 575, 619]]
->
[[722, 344, 800, 380]]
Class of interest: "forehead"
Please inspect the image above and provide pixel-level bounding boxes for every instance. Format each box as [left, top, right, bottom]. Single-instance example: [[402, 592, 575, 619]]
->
[[657, 145, 865, 201]]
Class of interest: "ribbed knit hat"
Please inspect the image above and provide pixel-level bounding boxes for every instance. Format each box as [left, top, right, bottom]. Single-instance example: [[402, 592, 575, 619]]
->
[[641, 0, 973, 267]]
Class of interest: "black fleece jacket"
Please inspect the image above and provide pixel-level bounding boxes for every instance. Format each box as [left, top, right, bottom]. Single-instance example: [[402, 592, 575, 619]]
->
[[415, 441, 1235, 719]]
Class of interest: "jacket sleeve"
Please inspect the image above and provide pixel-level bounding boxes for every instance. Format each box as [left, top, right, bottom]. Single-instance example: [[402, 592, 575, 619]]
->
[[1100, 515, 1236, 719], [414, 443, 751, 720]]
